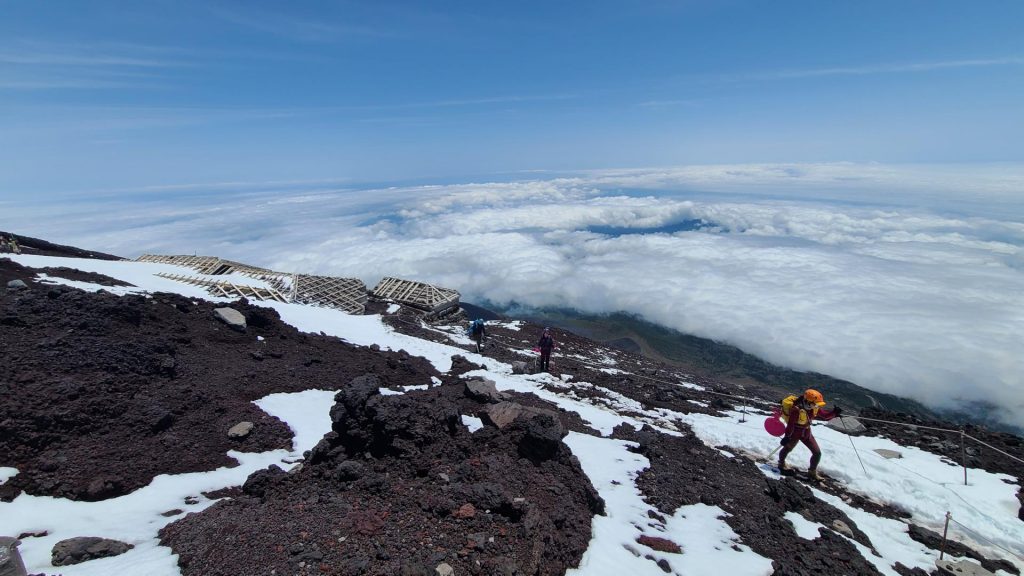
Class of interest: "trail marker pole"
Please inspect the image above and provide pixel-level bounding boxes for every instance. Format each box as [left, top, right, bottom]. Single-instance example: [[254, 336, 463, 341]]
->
[[939, 511, 952, 560], [960, 429, 968, 486]]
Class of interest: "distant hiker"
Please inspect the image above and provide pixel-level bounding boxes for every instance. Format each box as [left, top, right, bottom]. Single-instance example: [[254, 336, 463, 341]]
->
[[778, 389, 842, 480], [537, 327, 555, 372], [469, 318, 487, 353]]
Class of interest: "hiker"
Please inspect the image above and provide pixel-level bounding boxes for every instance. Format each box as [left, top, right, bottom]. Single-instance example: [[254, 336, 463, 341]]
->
[[469, 318, 487, 353], [778, 389, 842, 480], [537, 327, 555, 372]]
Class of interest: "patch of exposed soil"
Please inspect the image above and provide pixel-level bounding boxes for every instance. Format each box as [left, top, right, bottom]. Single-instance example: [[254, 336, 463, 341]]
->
[[160, 374, 603, 576], [0, 258, 438, 501]]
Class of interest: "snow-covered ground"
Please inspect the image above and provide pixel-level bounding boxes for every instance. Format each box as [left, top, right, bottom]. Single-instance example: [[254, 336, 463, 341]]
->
[[3, 254, 1022, 575]]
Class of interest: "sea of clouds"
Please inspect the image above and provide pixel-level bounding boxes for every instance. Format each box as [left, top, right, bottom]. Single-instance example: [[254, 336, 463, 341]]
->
[[6, 162, 1024, 428]]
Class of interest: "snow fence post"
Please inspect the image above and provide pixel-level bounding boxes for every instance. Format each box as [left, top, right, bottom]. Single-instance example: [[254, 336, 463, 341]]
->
[[960, 429, 968, 486], [939, 511, 952, 560]]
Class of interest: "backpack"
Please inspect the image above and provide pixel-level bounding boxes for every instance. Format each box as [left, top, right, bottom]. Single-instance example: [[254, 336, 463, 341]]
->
[[780, 394, 818, 425], [470, 319, 484, 335]]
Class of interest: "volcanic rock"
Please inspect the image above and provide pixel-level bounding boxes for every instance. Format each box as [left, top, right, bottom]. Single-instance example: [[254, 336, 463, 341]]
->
[[51, 536, 133, 566], [227, 421, 254, 439], [213, 307, 246, 331], [464, 377, 505, 403]]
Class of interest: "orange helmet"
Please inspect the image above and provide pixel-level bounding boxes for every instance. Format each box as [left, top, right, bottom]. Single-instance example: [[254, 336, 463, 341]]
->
[[804, 389, 825, 406]]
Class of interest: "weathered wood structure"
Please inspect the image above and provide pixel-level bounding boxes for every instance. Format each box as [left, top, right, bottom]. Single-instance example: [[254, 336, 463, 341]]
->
[[137, 254, 368, 314], [370, 276, 460, 316]]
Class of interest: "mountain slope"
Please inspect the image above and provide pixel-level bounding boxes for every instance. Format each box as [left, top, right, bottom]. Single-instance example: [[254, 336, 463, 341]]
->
[[1, 252, 1022, 576]]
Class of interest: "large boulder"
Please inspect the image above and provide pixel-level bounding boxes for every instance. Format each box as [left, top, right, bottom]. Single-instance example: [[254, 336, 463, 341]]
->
[[0, 536, 27, 576], [464, 378, 506, 403], [52, 537, 133, 566]]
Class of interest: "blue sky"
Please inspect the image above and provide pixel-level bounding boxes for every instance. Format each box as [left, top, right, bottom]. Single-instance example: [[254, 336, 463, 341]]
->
[[2, 0, 1023, 194]]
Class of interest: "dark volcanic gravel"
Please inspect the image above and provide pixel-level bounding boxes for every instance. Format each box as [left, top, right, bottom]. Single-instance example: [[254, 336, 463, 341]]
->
[[159, 374, 603, 576], [1, 258, 438, 501]]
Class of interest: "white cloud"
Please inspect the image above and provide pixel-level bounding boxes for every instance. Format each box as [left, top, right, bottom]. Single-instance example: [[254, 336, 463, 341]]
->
[[7, 162, 1024, 428]]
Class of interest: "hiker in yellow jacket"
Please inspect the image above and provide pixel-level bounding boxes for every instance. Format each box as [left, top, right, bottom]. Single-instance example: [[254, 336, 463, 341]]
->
[[779, 389, 842, 480]]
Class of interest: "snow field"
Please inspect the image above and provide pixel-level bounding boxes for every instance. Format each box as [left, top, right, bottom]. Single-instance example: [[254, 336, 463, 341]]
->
[[564, 433, 773, 576]]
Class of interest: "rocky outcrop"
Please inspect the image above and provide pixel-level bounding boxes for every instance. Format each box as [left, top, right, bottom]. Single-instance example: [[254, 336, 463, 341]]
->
[[51, 537, 133, 566], [160, 374, 604, 576]]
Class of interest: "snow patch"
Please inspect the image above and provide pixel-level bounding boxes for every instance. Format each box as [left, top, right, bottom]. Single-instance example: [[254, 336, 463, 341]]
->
[[0, 388, 338, 576], [565, 433, 772, 575], [784, 512, 824, 540], [461, 415, 483, 433], [0, 467, 18, 485]]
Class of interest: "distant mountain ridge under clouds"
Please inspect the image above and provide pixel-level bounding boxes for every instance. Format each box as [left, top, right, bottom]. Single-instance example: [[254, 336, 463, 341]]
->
[[486, 304, 1020, 435]]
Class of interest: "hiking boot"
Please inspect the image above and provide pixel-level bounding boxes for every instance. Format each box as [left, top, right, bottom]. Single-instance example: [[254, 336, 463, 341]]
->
[[807, 469, 821, 481], [778, 460, 794, 476]]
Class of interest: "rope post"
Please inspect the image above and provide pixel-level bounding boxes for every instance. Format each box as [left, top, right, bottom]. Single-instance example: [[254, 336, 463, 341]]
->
[[939, 511, 951, 560], [960, 429, 968, 486], [841, 416, 869, 477]]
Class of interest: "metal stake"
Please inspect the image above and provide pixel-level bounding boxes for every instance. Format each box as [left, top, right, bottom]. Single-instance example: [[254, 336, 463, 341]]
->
[[939, 511, 952, 560], [961, 429, 968, 486]]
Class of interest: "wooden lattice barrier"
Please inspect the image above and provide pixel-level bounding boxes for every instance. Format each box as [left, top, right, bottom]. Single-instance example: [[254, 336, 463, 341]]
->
[[139, 254, 371, 314], [371, 276, 460, 314], [155, 273, 290, 303]]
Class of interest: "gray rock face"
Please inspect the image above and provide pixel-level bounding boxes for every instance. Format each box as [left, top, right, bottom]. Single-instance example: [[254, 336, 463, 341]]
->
[[481, 402, 527, 430], [6, 279, 27, 291], [227, 421, 254, 439], [0, 536, 28, 576], [464, 378, 506, 403], [826, 415, 867, 435], [213, 307, 246, 331], [510, 361, 530, 374], [935, 559, 995, 575], [51, 537, 133, 566]]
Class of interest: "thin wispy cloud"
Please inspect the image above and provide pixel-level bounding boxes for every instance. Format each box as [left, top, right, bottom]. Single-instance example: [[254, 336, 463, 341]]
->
[[750, 56, 1024, 80], [0, 52, 180, 68], [0, 41, 192, 92], [208, 5, 393, 43], [345, 93, 579, 111], [638, 99, 699, 108]]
